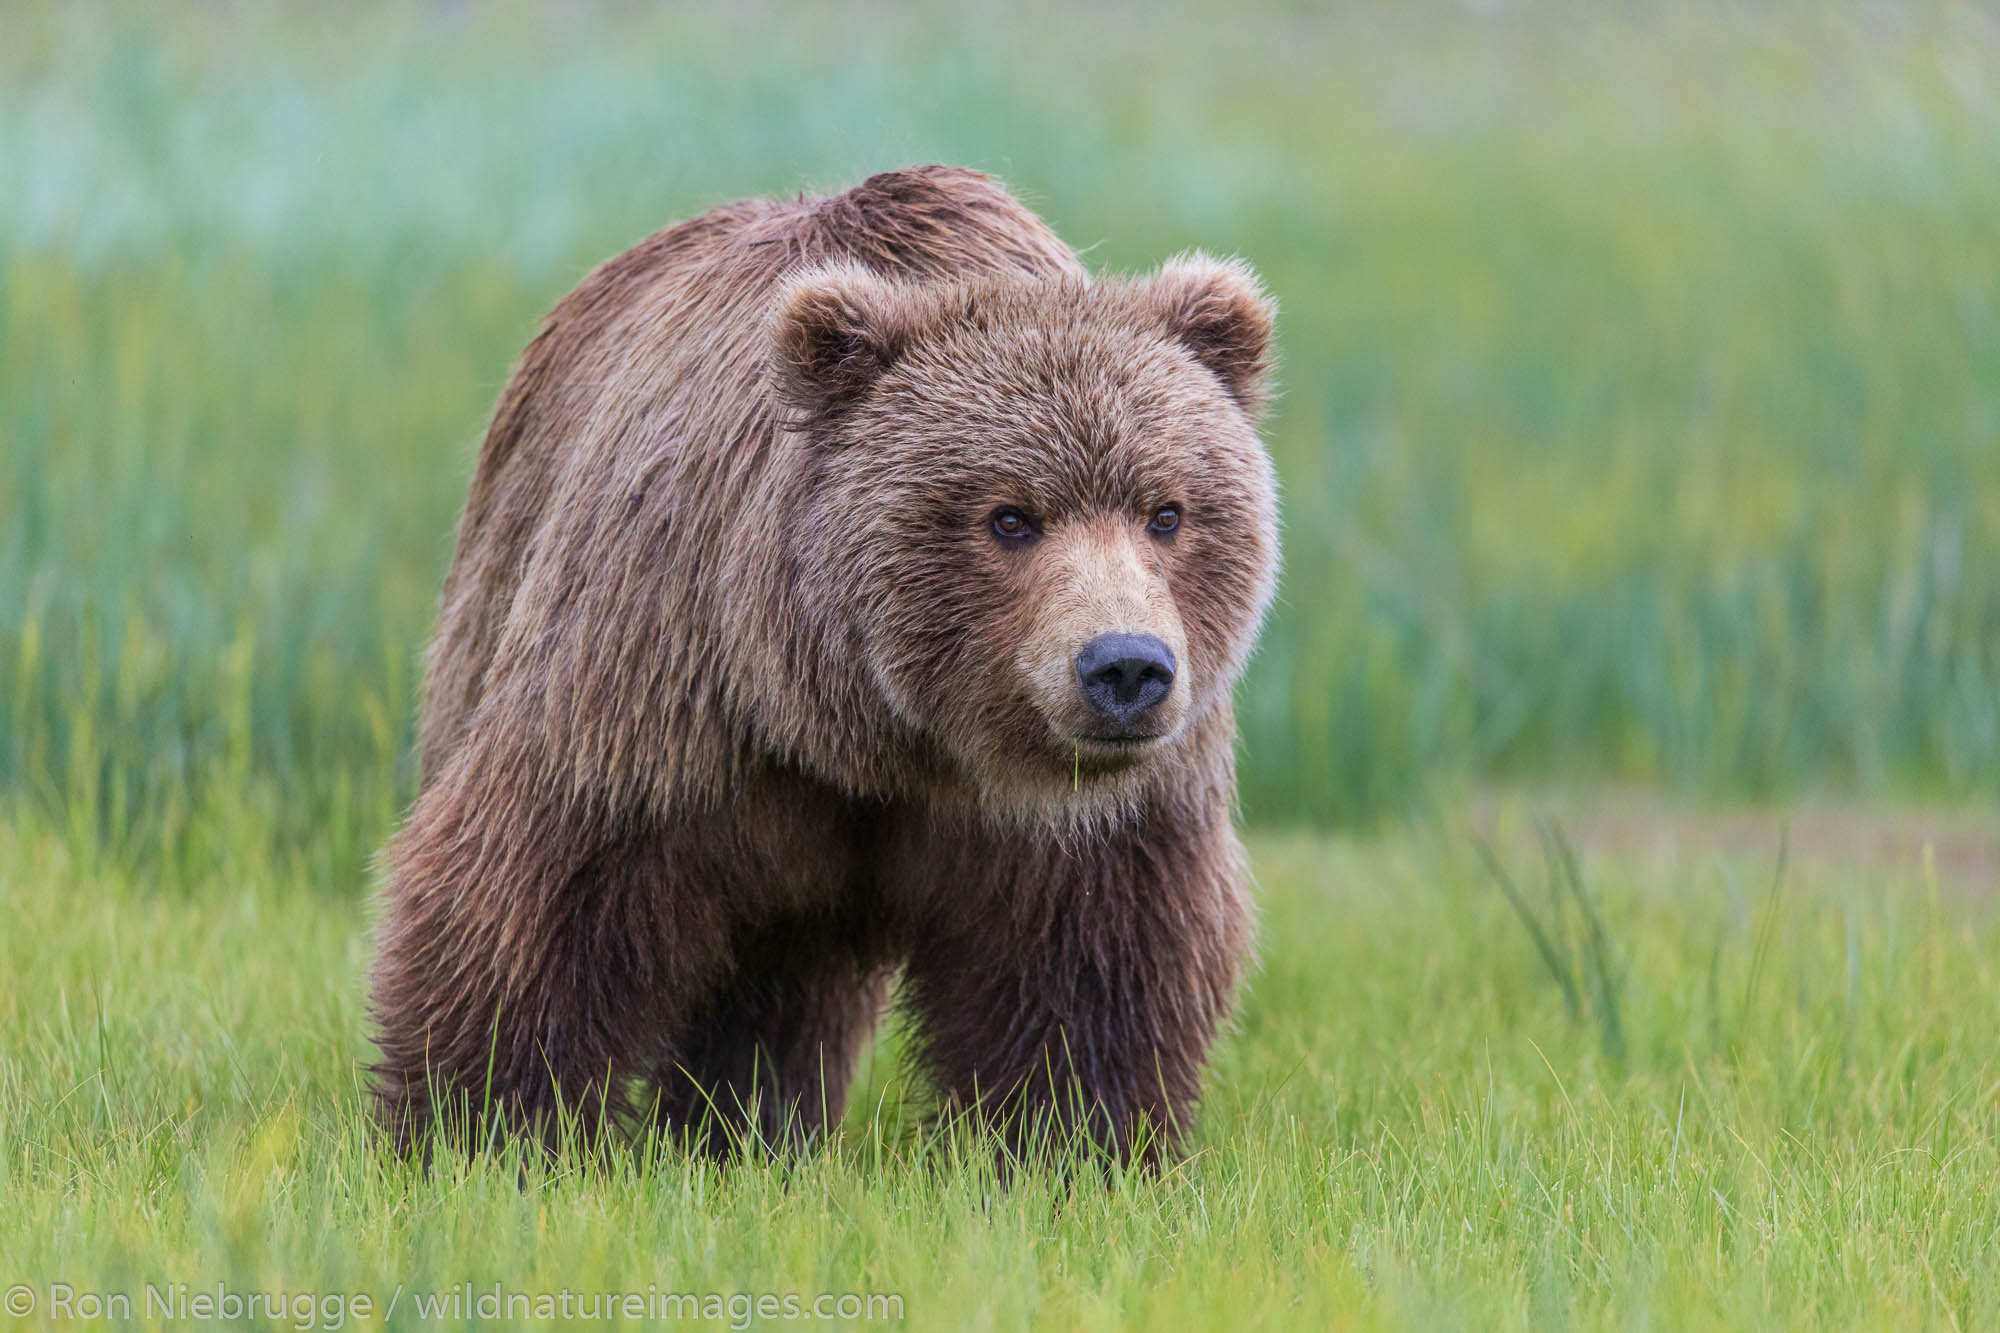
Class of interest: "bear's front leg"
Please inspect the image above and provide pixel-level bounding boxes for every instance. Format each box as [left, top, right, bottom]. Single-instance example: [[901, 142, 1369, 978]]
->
[[651, 913, 894, 1159], [896, 792, 1253, 1166], [367, 739, 730, 1153]]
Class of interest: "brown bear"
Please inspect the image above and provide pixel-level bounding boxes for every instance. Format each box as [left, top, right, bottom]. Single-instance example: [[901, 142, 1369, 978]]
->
[[368, 165, 1279, 1165]]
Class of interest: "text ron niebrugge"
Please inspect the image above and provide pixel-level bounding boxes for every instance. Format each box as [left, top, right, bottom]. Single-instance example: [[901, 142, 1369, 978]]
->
[[5, 1280, 906, 1328]]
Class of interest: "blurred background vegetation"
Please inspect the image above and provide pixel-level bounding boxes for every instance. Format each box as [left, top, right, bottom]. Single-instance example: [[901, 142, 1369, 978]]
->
[[2, 1, 1995, 889]]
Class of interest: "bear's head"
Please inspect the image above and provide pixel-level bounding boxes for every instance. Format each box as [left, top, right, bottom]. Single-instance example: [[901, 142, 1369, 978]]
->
[[771, 254, 1279, 817]]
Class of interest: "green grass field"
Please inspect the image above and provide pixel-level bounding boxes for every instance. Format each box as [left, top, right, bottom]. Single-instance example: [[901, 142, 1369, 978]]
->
[[3, 2, 1998, 1328], [5, 802, 1997, 1328]]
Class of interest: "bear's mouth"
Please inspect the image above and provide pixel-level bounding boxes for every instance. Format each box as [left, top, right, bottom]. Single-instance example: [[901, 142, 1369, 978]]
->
[[1067, 732, 1166, 774]]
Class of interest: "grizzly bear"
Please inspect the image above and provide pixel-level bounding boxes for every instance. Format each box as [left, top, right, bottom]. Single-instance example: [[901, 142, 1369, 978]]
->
[[368, 165, 1279, 1165]]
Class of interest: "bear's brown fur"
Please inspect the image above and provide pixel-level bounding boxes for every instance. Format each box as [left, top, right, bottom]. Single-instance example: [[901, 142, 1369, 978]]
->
[[368, 166, 1279, 1165]]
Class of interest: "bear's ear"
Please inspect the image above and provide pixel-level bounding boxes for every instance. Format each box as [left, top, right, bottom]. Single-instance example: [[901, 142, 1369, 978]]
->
[[1144, 252, 1276, 415], [769, 262, 922, 424]]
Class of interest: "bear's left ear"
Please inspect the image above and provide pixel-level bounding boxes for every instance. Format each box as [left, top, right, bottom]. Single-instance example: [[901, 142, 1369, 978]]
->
[[1144, 253, 1276, 415], [769, 261, 924, 424]]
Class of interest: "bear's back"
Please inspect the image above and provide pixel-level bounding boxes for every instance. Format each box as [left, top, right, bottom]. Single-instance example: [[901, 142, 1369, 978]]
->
[[419, 168, 1081, 781]]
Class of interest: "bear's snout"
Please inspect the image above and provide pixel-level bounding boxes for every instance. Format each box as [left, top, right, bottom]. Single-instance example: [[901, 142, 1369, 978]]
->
[[1074, 633, 1177, 735]]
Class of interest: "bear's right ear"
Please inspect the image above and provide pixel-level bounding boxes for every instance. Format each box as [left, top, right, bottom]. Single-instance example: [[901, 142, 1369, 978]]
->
[[769, 262, 920, 424], [1144, 252, 1276, 416]]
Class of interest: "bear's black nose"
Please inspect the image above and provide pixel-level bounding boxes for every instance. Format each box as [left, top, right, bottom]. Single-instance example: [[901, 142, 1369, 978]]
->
[[1075, 633, 1177, 732]]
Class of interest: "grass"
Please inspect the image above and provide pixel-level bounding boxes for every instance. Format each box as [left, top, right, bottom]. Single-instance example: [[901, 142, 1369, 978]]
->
[[4, 797, 1997, 1329], [3, 2, 1998, 863]]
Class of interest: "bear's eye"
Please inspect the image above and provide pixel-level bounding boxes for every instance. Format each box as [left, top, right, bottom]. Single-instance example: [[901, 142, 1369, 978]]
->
[[990, 506, 1040, 545], [1147, 504, 1183, 538]]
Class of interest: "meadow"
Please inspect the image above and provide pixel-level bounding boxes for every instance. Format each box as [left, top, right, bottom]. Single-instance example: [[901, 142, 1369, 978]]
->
[[5, 804, 1998, 1328], [1, 2, 1997, 1328]]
